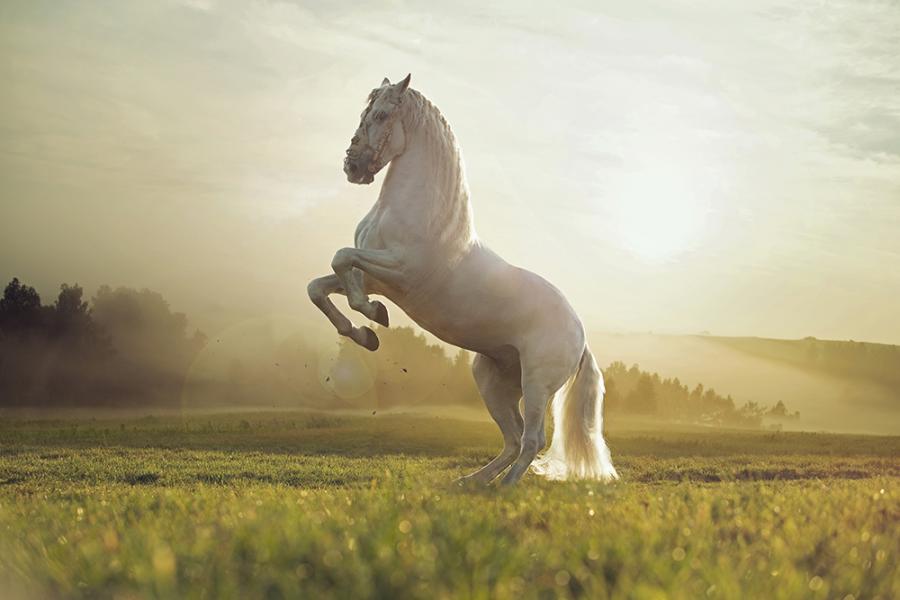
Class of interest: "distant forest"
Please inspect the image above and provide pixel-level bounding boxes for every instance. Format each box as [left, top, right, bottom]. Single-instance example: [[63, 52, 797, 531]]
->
[[603, 361, 797, 428], [0, 278, 793, 428], [0, 278, 206, 406]]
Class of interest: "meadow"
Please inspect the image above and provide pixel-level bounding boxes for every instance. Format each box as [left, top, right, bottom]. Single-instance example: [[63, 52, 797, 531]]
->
[[0, 411, 897, 599]]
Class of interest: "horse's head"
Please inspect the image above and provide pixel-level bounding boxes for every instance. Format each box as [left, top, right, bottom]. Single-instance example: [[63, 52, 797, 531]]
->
[[344, 74, 412, 184]]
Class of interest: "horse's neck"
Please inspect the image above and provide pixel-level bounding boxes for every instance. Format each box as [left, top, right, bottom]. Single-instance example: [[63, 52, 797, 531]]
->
[[376, 94, 474, 251]]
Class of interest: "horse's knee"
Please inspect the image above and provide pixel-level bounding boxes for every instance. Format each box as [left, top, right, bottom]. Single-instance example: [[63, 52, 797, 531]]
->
[[306, 279, 323, 302], [331, 248, 354, 273]]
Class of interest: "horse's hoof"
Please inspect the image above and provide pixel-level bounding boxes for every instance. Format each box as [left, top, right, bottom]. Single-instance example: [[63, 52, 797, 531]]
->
[[357, 326, 380, 351], [371, 301, 390, 327]]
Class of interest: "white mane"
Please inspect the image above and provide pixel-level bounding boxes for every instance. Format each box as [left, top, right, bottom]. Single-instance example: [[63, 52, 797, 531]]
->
[[383, 89, 476, 250]]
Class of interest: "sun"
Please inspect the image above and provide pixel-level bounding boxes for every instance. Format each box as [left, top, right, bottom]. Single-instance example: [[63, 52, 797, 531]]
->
[[609, 163, 711, 262]]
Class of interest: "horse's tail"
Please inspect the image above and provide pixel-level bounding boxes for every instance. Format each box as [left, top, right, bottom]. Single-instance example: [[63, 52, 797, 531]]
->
[[531, 346, 618, 481]]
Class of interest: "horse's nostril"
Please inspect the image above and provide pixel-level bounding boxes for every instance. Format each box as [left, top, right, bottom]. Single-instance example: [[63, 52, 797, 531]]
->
[[347, 163, 358, 173]]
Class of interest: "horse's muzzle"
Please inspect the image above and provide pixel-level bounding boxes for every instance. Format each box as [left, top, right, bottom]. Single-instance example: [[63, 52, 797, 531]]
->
[[344, 154, 376, 185]]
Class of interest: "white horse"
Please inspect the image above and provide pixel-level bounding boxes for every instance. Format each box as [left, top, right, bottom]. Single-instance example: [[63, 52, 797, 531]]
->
[[308, 74, 617, 485]]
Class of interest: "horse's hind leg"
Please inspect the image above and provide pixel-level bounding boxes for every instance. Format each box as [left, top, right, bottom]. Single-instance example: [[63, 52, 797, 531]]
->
[[501, 367, 569, 485], [456, 354, 523, 485]]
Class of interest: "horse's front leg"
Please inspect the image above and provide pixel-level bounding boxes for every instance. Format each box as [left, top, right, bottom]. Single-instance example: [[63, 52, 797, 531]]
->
[[307, 273, 381, 351], [331, 247, 404, 328]]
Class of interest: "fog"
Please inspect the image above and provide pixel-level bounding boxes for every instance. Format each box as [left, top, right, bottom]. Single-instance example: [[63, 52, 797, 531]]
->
[[591, 332, 899, 435]]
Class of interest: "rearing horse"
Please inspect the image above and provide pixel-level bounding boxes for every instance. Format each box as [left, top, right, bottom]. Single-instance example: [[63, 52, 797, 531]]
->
[[308, 74, 617, 485]]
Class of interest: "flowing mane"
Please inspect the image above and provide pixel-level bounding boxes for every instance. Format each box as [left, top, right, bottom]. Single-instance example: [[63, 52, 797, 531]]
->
[[382, 88, 476, 250]]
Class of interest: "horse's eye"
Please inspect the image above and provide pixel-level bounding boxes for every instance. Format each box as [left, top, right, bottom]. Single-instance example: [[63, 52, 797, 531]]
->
[[375, 111, 387, 122]]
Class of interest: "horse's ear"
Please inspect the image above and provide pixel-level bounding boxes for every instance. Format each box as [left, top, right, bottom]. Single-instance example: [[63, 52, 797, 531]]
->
[[397, 73, 411, 94], [381, 77, 391, 87]]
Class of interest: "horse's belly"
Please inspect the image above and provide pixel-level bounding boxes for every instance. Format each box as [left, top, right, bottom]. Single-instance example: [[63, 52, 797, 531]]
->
[[378, 256, 536, 353], [366, 242, 582, 357], [403, 302, 502, 353]]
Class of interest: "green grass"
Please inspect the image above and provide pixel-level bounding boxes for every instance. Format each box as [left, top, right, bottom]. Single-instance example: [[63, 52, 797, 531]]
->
[[0, 412, 897, 599]]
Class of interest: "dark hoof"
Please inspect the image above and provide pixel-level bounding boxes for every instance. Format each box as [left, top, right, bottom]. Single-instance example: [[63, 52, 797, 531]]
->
[[371, 301, 389, 327], [358, 326, 380, 351]]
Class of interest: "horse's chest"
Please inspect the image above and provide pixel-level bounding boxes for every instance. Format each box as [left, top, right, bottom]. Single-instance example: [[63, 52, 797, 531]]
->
[[354, 209, 409, 251], [354, 211, 387, 250], [352, 213, 404, 297]]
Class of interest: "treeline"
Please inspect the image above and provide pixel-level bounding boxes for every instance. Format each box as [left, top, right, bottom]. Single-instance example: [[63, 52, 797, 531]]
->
[[1, 277, 792, 428], [710, 336, 900, 390], [603, 361, 798, 428], [0, 278, 205, 406], [0, 277, 479, 410], [330, 333, 796, 427], [210, 324, 482, 411]]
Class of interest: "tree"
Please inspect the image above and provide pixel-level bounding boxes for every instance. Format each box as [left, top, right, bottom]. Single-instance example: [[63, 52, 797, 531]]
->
[[55, 284, 88, 317], [627, 373, 658, 414], [604, 376, 622, 412], [445, 349, 480, 406], [0, 278, 44, 333], [91, 285, 206, 372], [52, 283, 101, 346]]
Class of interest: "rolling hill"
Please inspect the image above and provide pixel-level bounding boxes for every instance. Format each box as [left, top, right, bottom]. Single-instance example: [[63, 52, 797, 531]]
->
[[589, 332, 900, 435]]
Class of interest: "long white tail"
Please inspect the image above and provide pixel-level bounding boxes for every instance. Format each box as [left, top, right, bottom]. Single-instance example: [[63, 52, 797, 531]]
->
[[531, 346, 618, 481]]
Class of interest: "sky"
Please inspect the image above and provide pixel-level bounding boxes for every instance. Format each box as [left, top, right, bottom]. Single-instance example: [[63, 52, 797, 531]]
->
[[2, 0, 899, 344]]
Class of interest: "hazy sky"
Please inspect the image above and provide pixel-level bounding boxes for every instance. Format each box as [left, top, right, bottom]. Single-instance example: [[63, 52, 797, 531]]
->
[[2, 0, 899, 344]]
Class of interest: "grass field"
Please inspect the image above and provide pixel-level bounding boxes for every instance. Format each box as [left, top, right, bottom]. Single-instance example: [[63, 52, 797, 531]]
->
[[0, 412, 897, 599]]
